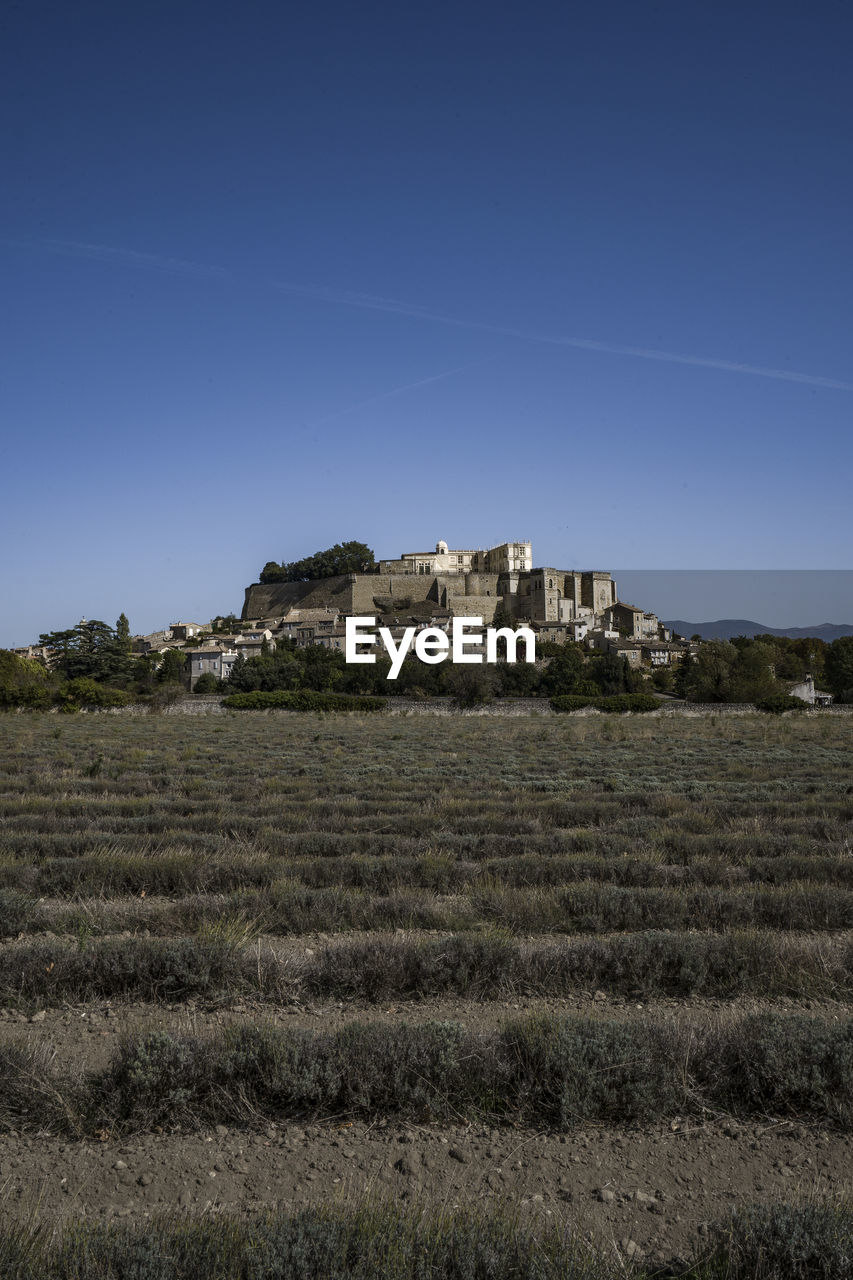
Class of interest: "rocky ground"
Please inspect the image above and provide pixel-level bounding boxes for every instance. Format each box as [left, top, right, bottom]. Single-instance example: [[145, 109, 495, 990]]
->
[[3, 714, 852, 1271], [2, 990, 852, 1268]]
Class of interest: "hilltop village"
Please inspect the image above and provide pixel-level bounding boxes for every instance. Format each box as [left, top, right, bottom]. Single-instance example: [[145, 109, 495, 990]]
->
[[141, 539, 686, 688], [7, 539, 842, 708]]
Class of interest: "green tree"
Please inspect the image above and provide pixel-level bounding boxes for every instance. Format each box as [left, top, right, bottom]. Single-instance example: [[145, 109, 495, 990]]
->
[[107, 613, 134, 685], [115, 613, 131, 651], [260, 561, 286, 583], [540, 643, 589, 697], [589, 651, 641, 696], [0, 650, 53, 709], [299, 645, 345, 692], [489, 603, 516, 631], [486, 604, 517, 661], [792, 637, 827, 686], [193, 672, 220, 694], [825, 637, 853, 702], [157, 648, 188, 685], [684, 640, 738, 702], [224, 642, 317, 693], [444, 664, 496, 708], [259, 541, 376, 584], [212, 613, 240, 633], [339, 651, 393, 694], [651, 666, 674, 692], [384, 652, 444, 697], [674, 652, 695, 699], [39, 619, 130, 683], [496, 660, 541, 697], [38, 628, 78, 679], [728, 641, 778, 702]]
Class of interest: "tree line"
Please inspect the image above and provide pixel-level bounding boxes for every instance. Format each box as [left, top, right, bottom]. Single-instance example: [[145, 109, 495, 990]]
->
[[259, 541, 376, 584], [673, 634, 853, 704], [3, 620, 852, 711], [0, 615, 192, 711], [221, 637, 644, 705]]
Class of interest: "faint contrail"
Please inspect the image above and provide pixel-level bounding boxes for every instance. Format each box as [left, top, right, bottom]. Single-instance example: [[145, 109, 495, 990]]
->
[[269, 280, 853, 391], [34, 238, 232, 281], [16, 237, 853, 392], [298, 358, 494, 433]]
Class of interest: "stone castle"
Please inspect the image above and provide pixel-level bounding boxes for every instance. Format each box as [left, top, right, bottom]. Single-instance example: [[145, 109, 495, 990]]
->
[[242, 539, 659, 639]]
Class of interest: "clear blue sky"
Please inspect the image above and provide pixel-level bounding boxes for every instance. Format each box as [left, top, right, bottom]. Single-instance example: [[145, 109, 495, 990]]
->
[[2, 0, 852, 646]]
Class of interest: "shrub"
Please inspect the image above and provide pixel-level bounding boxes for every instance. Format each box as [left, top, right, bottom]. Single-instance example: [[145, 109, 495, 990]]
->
[[0, 1205, 607, 1280], [444, 666, 497, 708], [0, 889, 32, 938], [493, 1015, 684, 1126], [7, 1012, 853, 1135], [0, 650, 53, 710], [755, 692, 808, 713], [550, 693, 660, 713], [222, 690, 385, 712], [599, 692, 661, 712], [4, 1199, 853, 1278], [702, 1201, 853, 1278], [0, 937, 248, 1007], [147, 683, 185, 711], [57, 678, 134, 708], [704, 1013, 853, 1126], [192, 672, 220, 694], [0, 1041, 79, 1133]]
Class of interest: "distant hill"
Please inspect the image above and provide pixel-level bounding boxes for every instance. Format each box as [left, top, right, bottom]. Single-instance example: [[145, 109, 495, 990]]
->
[[663, 620, 853, 641]]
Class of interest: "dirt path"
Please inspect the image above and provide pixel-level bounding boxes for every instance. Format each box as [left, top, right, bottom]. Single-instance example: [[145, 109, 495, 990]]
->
[[2, 1118, 850, 1266], [3, 991, 852, 1268]]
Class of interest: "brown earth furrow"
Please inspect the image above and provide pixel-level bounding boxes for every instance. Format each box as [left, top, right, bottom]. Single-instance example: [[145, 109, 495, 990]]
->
[[1, 1119, 851, 1265]]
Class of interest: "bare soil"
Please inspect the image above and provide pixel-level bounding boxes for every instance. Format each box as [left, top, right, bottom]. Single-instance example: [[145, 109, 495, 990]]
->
[[2, 1106, 850, 1265], [2, 991, 853, 1265]]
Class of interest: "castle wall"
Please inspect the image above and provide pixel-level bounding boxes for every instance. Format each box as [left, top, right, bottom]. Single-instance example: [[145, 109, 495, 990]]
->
[[581, 572, 617, 612], [462, 572, 501, 597], [242, 576, 355, 620], [350, 573, 436, 614], [243, 561, 620, 627]]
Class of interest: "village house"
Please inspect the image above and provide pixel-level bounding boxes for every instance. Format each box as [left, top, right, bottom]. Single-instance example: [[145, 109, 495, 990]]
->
[[185, 643, 240, 688], [169, 622, 206, 641], [788, 674, 834, 706], [642, 640, 687, 667], [531, 620, 590, 645], [11, 644, 52, 664], [273, 608, 341, 645], [312, 623, 349, 652], [584, 628, 620, 652], [607, 638, 644, 668], [234, 629, 276, 659], [602, 603, 661, 640]]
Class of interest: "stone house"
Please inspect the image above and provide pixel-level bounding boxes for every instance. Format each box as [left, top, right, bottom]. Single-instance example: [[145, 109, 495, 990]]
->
[[186, 644, 239, 688], [788, 675, 834, 706], [169, 622, 206, 641], [234, 629, 276, 659]]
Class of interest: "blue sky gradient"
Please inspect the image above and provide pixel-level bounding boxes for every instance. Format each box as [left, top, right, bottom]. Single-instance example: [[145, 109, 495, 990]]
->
[[2, 1, 851, 645]]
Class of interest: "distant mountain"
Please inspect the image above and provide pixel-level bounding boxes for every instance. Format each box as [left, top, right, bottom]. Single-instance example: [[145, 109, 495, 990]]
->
[[663, 620, 853, 641]]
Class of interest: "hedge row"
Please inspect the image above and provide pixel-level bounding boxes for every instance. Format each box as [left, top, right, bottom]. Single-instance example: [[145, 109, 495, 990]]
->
[[222, 690, 386, 712], [4, 1011, 853, 1134], [2, 932, 851, 1007], [550, 693, 662, 713]]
